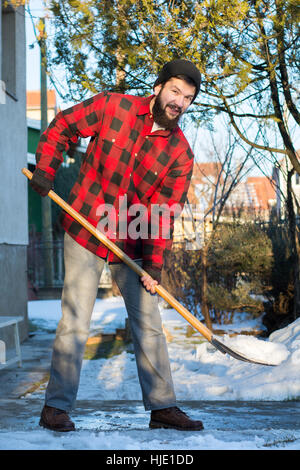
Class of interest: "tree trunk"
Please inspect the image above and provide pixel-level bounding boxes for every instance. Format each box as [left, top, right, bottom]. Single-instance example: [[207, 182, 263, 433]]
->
[[115, 1, 126, 94], [115, 49, 126, 93], [201, 244, 212, 331], [40, 18, 54, 287]]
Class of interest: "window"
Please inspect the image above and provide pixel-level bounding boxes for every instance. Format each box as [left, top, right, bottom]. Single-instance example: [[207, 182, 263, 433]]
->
[[1, 4, 17, 99]]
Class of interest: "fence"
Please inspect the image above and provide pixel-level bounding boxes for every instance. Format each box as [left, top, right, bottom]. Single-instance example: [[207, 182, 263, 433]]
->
[[27, 236, 64, 288], [27, 233, 112, 289]]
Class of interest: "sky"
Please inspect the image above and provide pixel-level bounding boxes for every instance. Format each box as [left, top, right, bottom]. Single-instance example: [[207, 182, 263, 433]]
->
[[25, 0, 72, 108], [25, 0, 43, 92]]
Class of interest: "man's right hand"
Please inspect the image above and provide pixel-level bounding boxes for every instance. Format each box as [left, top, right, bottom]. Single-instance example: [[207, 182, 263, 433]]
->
[[30, 168, 53, 197], [140, 274, 158, 295]]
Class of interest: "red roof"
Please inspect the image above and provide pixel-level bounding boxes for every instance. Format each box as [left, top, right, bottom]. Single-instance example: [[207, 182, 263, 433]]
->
[[246, 176, 276, 210], [27, 90, 56, 108], [187, 162, 276, 214]]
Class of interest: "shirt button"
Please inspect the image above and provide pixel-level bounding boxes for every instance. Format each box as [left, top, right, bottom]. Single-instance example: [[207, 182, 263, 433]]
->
[[145, 136, 149, 139], [112, 138, 115, 142], [155, 171, 157, 175]]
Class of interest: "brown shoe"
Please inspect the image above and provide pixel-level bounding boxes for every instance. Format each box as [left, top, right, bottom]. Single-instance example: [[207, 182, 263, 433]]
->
[[39, 405, 75, 432], [149, 406, 204, 431]]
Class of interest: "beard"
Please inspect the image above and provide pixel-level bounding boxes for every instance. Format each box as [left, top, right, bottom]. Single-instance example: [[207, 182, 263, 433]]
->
[[152, 90, 182, 130]]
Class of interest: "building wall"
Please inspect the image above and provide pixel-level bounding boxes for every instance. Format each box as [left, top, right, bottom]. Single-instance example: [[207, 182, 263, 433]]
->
[[0, 3, 28, 348], [27, 107, 55, 122]]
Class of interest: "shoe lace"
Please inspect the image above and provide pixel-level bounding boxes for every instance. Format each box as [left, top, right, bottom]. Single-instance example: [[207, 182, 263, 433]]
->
[[53, 408, 67, 416], [170, 406, 189, 417]]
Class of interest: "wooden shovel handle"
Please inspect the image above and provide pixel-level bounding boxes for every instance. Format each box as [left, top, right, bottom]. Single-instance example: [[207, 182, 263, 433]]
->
[[23, 167, 212, 342]]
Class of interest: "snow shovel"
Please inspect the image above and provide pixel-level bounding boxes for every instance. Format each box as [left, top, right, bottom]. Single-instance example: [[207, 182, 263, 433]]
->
[[23, 167, 276, 366]]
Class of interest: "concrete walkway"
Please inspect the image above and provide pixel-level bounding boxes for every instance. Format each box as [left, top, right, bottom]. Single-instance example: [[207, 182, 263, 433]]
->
[[0, 331, 53, 400]]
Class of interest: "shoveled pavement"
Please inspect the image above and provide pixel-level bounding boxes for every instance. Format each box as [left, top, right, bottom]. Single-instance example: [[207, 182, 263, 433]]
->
[[0, 331, 53, 400]]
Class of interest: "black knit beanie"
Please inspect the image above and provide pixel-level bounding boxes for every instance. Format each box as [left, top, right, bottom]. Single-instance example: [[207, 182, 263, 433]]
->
[[154, 59, 201, 102]]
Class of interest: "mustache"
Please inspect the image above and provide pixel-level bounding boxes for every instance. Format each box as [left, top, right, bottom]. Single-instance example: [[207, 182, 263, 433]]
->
[[167, 103, 182, 114], [152, 92, 182, 130]]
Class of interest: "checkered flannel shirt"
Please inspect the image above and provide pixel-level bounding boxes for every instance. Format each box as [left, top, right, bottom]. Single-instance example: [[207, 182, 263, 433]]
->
[[35, 91, 194, 272]]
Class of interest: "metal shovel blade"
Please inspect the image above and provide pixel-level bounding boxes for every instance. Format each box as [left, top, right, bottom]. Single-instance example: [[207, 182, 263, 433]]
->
[[210, 337, 277, 366]]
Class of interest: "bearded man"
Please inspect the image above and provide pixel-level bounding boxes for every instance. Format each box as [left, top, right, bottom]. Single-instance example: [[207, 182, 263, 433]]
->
[[30, 59, 204, 432]]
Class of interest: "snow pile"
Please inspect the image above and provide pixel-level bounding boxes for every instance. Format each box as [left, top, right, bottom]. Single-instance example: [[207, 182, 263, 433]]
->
[[163, 315, 300, 401], [219, 333, 289, 365], [28, 298, 300, 402]]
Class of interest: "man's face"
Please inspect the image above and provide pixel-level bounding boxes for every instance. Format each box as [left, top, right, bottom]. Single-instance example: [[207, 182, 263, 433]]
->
[[151, 77, 196, 130]]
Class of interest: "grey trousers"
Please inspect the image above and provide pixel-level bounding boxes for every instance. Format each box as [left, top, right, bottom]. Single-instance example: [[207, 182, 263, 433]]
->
[[45, 232, 176, 412]]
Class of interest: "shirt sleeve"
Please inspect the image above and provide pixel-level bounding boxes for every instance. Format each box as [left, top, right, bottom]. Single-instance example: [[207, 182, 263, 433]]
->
[[35, 92, 109, 182], [142, 148, 194, 270]]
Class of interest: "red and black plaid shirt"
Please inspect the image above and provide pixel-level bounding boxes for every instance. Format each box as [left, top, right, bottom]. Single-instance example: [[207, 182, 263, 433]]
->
[[35, 91, 194, 270]]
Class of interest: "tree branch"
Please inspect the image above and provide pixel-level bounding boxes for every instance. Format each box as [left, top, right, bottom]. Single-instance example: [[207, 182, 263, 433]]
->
[[275, 0, 300, 125], [195, 102, 276, 120], [253, 0, 300, 174], [213, 92, 287, 155]]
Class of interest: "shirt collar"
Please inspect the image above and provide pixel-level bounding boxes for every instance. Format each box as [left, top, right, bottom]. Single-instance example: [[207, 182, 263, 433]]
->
[[137, 94, 154, 116]]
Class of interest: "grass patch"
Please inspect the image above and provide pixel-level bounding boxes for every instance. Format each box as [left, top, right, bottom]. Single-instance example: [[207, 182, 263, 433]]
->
[[84, 338, 131, 360], [18, 373, 50, 398], [185, 325, 198, 337]]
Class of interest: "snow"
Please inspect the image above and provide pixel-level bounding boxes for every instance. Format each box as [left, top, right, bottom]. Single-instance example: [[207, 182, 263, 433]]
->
[[28, 297, 300, 402], [1, 296, 300, 450]]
